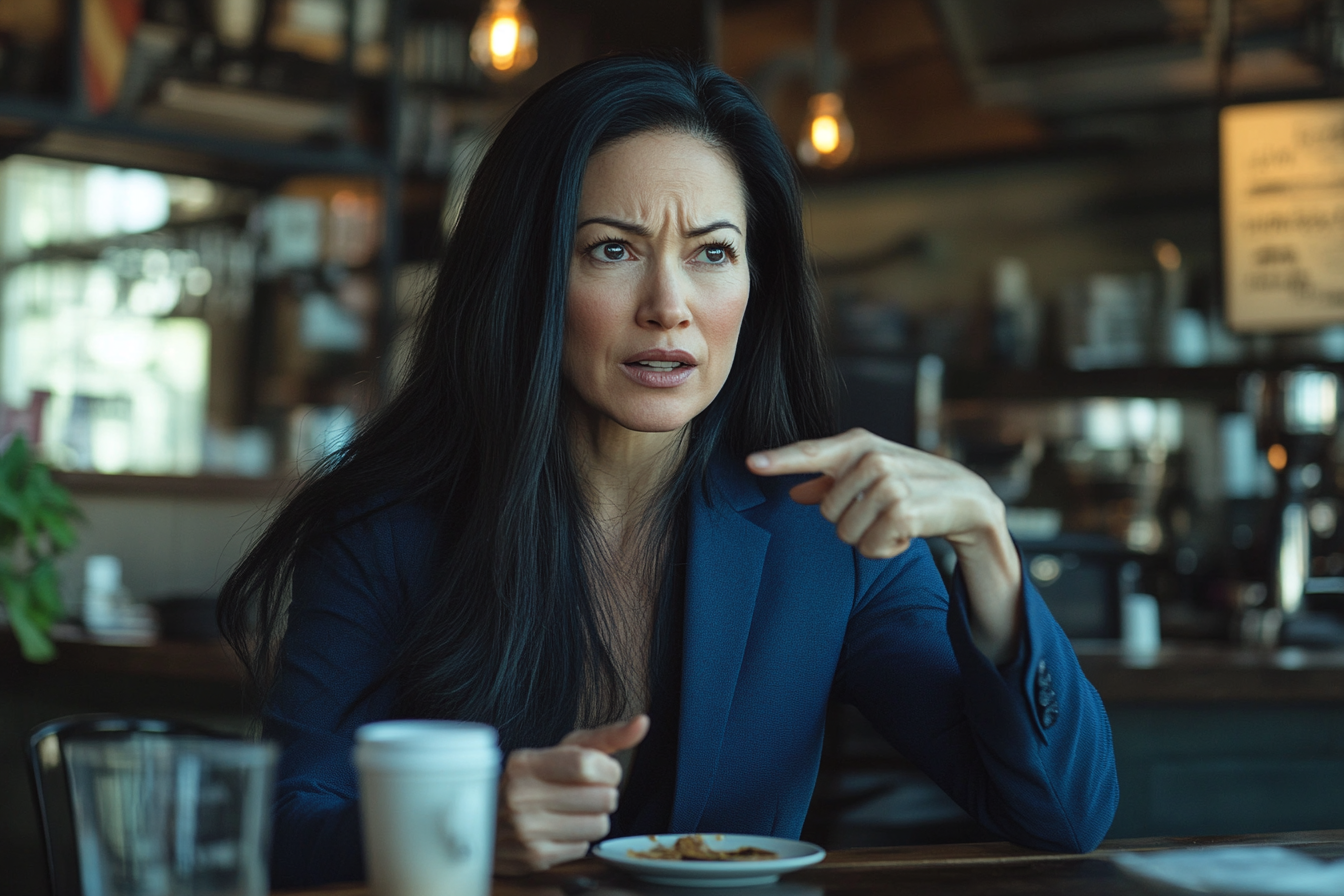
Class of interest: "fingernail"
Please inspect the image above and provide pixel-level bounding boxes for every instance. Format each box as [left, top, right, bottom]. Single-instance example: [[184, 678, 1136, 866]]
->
[[748, 454, 770, 470]]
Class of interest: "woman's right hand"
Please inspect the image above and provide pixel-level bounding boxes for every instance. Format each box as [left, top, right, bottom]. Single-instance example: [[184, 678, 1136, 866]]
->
[[494, 715, 650, 875]]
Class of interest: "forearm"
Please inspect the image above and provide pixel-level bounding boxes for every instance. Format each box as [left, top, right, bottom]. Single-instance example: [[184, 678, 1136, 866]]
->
[[950, 509, 1023, 664]]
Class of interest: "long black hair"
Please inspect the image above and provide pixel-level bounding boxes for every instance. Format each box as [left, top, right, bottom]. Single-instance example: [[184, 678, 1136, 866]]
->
[[218, 55, 834, 753]]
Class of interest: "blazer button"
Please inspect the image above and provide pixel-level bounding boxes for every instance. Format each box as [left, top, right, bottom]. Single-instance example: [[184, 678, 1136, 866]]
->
[[1037, 686, 1056, 709], [1042, 704, 1060, 729], [1036, 660, 1053, 689]]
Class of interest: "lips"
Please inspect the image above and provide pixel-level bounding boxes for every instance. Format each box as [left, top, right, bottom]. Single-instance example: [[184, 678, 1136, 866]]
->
[[624, 348, 697, 366], [621, 348, 697, 388]]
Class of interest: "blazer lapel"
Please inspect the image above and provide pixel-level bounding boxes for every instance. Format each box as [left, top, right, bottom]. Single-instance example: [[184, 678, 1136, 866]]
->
[[669, 456, 771, 832]]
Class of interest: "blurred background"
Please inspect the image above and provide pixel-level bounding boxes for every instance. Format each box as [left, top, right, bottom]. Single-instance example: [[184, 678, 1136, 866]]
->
[[5, 0, 1344, 891]]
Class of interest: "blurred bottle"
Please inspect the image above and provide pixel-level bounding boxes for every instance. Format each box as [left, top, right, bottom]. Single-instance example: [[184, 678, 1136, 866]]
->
[[1061, 273, 1154, 370], [1153, 239, 1210, 367], [82, 555, 157, 644], [991, 258, 1040, 368]]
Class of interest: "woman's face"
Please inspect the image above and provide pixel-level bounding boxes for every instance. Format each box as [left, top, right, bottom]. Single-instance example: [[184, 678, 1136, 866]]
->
[[563, 130, 750, 435]]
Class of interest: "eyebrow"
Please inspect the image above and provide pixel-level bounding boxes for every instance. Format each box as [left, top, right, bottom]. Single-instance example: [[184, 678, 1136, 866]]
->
[[576, 216, 742, 238]]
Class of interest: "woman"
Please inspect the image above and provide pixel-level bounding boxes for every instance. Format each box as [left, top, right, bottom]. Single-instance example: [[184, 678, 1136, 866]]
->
[[219, 55, 1117, 888]]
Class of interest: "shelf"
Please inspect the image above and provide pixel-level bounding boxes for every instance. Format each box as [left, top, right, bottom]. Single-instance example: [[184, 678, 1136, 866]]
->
[[0, 634, 244, 684], [0, 95, 391, 184], [944, 363, 1344, 405], [52, 471, 294, 501]]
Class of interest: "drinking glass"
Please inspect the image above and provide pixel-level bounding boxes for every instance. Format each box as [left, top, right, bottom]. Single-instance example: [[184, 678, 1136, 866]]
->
[[65, 735, 277, 896]]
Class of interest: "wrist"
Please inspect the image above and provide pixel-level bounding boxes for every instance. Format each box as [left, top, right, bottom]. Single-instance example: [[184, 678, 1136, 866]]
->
[[950, 498, 1023, 664], [946, 490, 1013, 564]]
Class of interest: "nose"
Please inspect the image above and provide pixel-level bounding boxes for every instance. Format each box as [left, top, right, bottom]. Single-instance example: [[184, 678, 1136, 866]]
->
[[637, 256, 692, 330]]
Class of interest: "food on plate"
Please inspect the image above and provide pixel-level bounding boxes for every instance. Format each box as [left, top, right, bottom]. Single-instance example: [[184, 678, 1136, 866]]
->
[[626, 834, 780, 862]]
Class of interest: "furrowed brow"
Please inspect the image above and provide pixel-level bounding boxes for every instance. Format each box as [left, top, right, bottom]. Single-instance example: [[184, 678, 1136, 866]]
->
[[576, 216, 652, 237], [686, 221, 742, 238]]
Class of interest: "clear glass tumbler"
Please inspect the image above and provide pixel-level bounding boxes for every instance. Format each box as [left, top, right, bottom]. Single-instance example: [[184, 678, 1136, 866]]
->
[[65, 735, 278, 896]]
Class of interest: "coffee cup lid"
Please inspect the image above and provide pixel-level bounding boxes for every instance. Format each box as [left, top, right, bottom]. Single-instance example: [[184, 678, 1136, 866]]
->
[[355, 720, 498, 753]]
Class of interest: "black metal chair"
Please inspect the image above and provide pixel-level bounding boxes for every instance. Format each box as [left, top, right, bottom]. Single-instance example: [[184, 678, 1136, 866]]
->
[[26, 715, 223, 896]]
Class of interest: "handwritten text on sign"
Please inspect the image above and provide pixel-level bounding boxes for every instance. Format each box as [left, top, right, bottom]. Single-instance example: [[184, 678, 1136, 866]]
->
[[1222, 99, 1344, 331]]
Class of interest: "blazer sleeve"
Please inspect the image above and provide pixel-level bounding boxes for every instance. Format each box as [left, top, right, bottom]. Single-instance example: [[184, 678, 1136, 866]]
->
[[831, 539, 1119, 852], [262, 506, 427, 888]]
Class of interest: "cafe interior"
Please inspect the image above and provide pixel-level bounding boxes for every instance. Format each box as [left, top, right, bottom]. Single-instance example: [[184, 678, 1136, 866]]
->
[[3, 0, 1344, 894]]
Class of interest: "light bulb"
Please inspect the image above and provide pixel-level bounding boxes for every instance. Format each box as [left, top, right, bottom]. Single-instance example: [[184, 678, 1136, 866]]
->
[[490, 16, 519, 59], [811, 115, 840, 154], [798, 92, 854, 168], [470, 0, 537, 81], [1154, 238, 1182, 271]]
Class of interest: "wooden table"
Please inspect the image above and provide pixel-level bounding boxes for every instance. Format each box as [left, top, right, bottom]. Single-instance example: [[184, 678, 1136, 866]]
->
[[279, 829, 1344, 895]]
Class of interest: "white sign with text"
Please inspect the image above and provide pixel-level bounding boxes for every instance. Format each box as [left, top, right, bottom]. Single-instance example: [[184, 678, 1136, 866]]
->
[[1222, 99, 1344, 331]]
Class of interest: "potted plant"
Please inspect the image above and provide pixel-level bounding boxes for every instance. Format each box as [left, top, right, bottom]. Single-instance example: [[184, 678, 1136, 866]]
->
[[0, 434, 80, 661]]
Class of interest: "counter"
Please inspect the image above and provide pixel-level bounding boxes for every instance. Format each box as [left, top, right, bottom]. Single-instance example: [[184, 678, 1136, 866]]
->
[[1073, 641, 1344, 702], [7, 637, 1344, 699], [1067, 643, 1344, 838], [276, 829, 1344, 895], [5, 636, 1344, 844]]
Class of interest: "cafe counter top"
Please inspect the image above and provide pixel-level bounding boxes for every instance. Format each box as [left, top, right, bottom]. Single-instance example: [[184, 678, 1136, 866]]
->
[[7, 634, 1344, 701], [1072, 641, 1344, 702], [277, 829, 1344, 895]]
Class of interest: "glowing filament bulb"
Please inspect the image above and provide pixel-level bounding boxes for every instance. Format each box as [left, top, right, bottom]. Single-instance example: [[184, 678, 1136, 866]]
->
[[471, 0, 537, 80], [798, 92, 854, 168], [490, 16, 518, 61], [811, 115, 840, 154]]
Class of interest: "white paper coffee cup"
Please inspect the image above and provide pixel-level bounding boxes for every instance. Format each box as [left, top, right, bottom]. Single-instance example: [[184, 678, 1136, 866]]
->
[[1121, 593, 1162, 661], [355, 721, 501, 896]]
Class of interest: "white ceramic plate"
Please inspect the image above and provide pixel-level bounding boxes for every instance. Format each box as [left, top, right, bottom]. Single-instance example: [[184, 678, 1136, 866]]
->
[[593, 834, 826, 888]]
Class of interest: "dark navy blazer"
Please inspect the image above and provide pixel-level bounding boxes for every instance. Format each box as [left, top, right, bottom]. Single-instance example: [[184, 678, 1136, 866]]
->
[[265, 454, 1119, 888]]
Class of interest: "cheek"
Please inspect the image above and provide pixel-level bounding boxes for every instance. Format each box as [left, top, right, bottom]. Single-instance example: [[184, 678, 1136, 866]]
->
[[700, 279, 750, 364], [563, 283, 615, 368]]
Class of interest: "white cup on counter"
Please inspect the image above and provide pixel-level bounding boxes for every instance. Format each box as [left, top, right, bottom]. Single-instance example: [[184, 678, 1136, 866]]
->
[[1121, 593, 1162, 664], [354, 721, 501, 896]]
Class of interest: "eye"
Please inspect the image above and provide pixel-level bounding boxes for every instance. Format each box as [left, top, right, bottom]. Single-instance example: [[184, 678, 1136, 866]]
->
[[696, 243, 734, 264], [591, 241, 628, 262]]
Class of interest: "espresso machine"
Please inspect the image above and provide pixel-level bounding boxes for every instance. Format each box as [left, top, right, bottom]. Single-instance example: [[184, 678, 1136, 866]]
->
[[1246, 368, 1340, 639]]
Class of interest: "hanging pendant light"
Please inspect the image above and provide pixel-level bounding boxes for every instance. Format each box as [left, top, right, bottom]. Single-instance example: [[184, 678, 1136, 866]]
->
[[797, 0, 854, 168], [798, 91, 854, 168], [470, 0, 538, 81]]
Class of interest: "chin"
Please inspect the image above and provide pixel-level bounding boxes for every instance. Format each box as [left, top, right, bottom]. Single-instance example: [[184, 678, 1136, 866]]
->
[[611, 399, 704, 434]]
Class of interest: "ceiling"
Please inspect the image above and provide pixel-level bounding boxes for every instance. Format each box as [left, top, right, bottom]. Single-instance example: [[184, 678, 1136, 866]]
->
[[709, 0, 1332, 174], [479, 0, 1334, 175]]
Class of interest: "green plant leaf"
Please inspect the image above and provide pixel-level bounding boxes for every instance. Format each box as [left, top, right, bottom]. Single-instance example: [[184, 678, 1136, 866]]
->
[[0, 435, 30, 492], [35, 509, 76, 553], [0, 487, 23, 524], [30, 465, 78, 516], [2, 562, 59, 662], [9, 602, 55, 662], [17, 514, 40, 555], [29, 560, 63, 626], [0, 567, 25, 609]]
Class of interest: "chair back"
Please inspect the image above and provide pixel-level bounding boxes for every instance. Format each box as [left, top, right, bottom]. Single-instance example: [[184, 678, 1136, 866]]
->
[[26, 714, 221, 896]]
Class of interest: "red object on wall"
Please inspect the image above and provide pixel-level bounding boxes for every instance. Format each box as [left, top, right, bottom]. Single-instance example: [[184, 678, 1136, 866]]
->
[[0, 391, 49, 449], [82, 0, 142, 114]]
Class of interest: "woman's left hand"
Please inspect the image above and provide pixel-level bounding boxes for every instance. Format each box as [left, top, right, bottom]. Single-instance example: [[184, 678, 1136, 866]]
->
[[747, 428, 1023, 663]]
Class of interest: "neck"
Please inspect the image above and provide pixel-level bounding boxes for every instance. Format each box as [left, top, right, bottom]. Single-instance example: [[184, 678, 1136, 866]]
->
[[568, 403, 688, 540]]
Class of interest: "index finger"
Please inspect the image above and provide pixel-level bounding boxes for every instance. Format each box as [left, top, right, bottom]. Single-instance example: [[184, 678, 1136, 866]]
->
[[747, 430, 870, 477], [513, 745, 623, 786]]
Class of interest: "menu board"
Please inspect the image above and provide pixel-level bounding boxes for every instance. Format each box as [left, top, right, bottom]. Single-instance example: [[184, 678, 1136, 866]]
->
[[1222, 99, 1344, 331]]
